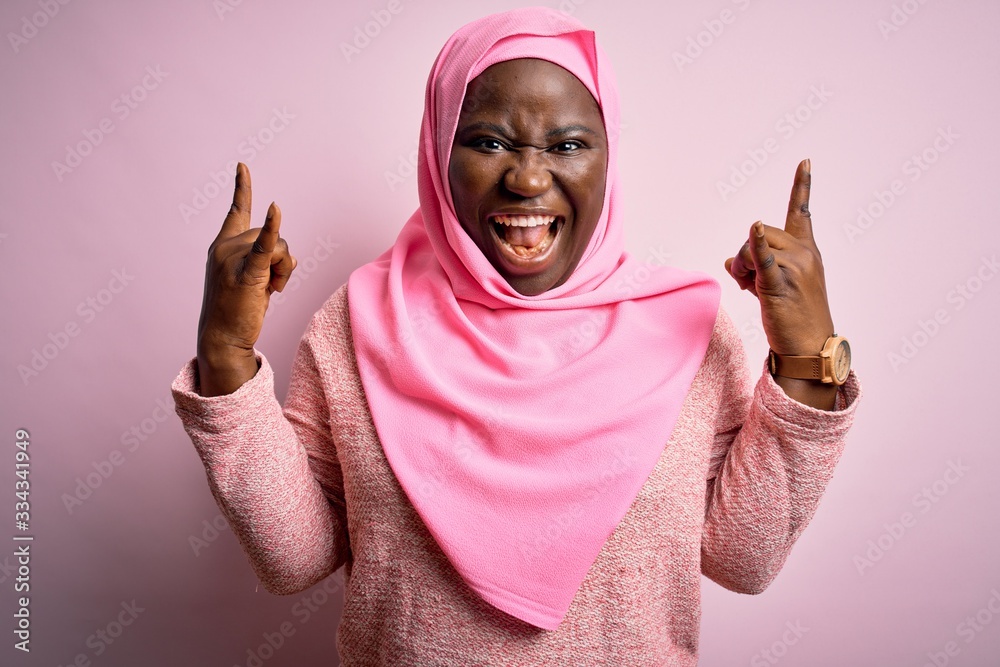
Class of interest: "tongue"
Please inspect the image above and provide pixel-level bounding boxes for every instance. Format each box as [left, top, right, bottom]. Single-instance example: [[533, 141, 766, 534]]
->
[[503, 223, 550, 248]]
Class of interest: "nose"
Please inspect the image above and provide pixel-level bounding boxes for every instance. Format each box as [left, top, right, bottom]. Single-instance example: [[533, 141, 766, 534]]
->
[[503, 149, 552, 198]]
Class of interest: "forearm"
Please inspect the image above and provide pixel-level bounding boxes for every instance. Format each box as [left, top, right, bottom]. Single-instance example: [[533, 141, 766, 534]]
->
[[197, 337, 261, 397], [702, 367, 860, 592], [173, 353, 348, 593], [197, 413, 346, 593], [772, 375, 838, 411]]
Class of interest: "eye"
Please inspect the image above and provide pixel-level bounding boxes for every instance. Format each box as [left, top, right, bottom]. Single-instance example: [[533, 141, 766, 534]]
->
[[470, 137, 506, 152], [552, 140, 584, 153]]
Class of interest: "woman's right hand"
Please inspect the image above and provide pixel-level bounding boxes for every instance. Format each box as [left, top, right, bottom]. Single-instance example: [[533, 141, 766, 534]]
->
[[196, 162, 297, 396]]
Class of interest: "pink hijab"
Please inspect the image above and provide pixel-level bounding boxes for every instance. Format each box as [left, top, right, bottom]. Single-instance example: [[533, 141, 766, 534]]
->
[[347, 6, 721, 630]]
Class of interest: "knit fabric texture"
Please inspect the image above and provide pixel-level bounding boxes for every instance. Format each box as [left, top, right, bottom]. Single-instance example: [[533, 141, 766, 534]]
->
[[171, 284, 861, 666]]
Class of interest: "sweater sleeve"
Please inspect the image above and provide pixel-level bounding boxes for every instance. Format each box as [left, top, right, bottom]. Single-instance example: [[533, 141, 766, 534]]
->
[[700, 308, 861, 594], [170, 317, 350, 595]]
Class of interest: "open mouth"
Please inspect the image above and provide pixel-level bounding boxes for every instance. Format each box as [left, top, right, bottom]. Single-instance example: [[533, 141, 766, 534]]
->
[[489, 214, 562, 262]]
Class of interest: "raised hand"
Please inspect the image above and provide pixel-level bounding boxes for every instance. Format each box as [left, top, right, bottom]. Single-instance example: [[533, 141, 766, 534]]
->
[[196, 162, 297, 396], [724, 159, 838, 409]]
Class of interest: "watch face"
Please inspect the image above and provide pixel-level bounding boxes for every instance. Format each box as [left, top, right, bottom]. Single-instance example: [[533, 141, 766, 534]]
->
[[833, 339, 851, 383]]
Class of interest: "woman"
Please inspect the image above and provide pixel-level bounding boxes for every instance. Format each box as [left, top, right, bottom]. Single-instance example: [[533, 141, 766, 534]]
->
[[173, 7, 860, 665]]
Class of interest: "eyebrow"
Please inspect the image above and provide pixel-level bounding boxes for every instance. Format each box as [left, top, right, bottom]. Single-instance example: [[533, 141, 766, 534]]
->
[[457, 121, 600, 139], [544, 124, 599, 139]]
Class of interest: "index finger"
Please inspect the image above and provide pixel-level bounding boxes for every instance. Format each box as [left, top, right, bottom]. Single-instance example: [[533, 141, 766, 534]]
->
[[784, 158, 813, 241], [216, 162, 252, 242]]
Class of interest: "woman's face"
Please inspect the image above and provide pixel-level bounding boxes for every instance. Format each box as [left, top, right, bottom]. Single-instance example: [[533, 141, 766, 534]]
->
[[449, 58, 608, 296]]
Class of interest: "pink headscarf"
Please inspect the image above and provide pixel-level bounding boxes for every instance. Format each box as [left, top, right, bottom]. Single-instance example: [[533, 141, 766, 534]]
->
[[348, 6, 721, 630]]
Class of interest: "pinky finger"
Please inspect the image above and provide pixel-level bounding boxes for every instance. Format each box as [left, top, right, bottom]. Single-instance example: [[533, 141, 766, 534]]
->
[[247, 203, 281, 275], [725, 255, 756, 291], [270, 254, 296, 292], [748, 221, 779, 291]]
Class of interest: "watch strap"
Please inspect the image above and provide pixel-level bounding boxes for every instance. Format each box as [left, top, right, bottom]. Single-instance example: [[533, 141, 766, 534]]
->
[[769, 351, 825, 381]]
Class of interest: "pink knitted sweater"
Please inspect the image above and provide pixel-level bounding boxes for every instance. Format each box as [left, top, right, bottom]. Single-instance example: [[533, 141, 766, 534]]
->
[[171, 284, 860, 666]]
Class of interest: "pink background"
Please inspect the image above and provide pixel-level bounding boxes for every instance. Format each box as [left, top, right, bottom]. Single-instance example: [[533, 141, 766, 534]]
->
[[3, 0, 998, 665]]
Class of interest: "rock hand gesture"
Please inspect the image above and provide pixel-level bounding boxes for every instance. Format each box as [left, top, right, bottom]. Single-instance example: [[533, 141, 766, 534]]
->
[[196, 163, 298, 397], [724, 159, 840, 410]]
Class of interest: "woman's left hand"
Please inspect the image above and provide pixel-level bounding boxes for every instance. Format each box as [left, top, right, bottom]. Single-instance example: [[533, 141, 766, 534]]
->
[[724, 159, 840, 410]]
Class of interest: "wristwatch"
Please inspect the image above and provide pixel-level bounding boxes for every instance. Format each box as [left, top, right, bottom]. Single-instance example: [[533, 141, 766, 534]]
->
[[769, 335, 851, 386]]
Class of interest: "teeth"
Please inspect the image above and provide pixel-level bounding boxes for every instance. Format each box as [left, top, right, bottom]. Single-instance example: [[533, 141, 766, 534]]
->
[[492, 214, 557, 227]]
